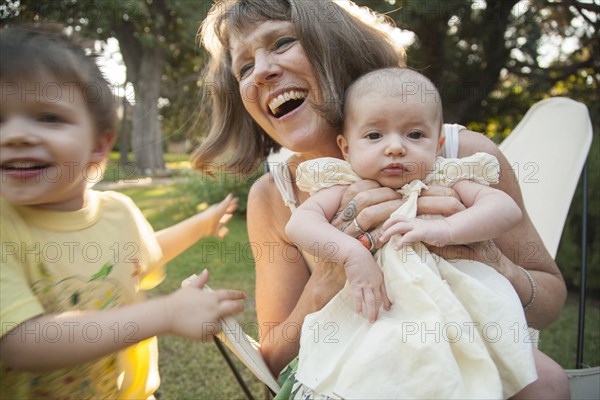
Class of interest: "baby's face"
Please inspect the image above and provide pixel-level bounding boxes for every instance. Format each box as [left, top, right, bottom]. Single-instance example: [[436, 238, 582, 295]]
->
[[0, 74, 107, 210], [338, 90, 440, 189]]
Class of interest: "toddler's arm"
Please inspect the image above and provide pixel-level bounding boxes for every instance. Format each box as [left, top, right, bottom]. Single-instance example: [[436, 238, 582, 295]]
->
[[286, 186, 390, 322], [381, 180, 522, 248], [156, 193, 238, 264], [0, 269, 245, 371]]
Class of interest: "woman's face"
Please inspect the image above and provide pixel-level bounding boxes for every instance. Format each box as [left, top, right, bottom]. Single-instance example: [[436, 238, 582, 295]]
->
[[229, 20, 340, 158]]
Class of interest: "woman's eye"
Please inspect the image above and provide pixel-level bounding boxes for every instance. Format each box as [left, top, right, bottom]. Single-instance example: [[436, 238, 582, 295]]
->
[[366, 132, 382, 140], [408, 131, 423, 139], [274, 37, 295, 50], [239, 63, 253, 80]]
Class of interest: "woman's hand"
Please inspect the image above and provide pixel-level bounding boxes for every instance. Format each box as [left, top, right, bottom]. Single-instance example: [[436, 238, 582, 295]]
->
[[330, 181, 465, 248], [305, 260, 347, 311], [330, 180, 404, 248], [416, 185, 465, 216]]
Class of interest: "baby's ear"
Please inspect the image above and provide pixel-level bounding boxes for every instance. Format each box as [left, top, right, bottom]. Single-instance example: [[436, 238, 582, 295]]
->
[[91, 131, 115, 163], [336, 134, 351, 161]]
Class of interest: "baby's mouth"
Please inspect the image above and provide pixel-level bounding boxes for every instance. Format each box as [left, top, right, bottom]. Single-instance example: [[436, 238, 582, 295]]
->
[[268, 90, 307, 118]]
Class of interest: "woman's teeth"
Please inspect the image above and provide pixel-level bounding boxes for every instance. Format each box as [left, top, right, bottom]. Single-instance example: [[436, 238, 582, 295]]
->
[[268, 90, 307, 117]]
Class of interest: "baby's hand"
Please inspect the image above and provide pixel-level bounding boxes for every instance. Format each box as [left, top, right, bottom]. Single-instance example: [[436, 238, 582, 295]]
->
[[166, 270, 245, 341], [344, 254, 391, 323], [380, 216, 451, 249], [202, 193, 239, 239]]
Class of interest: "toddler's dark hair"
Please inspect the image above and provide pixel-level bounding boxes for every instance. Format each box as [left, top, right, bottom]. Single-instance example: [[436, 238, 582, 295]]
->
[[0, 24, 117, 136]]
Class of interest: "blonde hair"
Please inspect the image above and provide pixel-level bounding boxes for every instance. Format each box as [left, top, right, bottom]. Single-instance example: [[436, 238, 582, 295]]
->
[[192, 0, 406, 175]]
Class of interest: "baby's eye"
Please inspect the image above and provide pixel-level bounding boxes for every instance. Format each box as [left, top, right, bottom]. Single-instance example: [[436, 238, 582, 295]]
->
[[408, 131, 423, 139], [366, 132, 382, 140]]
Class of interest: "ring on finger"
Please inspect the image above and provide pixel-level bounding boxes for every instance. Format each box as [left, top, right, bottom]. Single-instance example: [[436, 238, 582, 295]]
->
[[357, 231, 376, 253], [352, 217, 365, 234]]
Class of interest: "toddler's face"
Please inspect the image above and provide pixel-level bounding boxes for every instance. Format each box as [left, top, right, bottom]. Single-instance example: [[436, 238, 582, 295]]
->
[[338, 90, 440, 189], [0, 74, 109, 211]]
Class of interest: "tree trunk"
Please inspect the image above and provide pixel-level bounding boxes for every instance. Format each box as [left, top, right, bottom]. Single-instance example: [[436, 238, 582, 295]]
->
[[131, 47, 165, 174]]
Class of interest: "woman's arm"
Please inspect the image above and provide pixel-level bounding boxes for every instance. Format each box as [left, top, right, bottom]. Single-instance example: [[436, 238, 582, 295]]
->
[[248, 176, 346, 376], [456, 130, 567, 328]]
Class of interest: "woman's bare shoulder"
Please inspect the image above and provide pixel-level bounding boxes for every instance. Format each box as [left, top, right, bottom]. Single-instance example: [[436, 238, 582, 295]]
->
[[457, 129, 501, 157], [247, 173, 291, 237], [249, 174, 280, 214]]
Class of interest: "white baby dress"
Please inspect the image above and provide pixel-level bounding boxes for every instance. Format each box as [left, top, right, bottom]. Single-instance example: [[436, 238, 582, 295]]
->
[[293, 153, 537, 399]]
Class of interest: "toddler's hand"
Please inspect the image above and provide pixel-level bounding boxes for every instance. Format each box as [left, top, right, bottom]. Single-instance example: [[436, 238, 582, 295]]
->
[[166, 269, 245, 341], [202, 193, 239, 238], [344, 254, 391, 323]]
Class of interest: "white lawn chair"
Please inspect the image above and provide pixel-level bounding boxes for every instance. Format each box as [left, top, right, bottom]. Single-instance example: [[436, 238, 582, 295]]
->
[[498, 96, 598, 399], [498, 97, 592, 259], [212, 97, 597, 399]]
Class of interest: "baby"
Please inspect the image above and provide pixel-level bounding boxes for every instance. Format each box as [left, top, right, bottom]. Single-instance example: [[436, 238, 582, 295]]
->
[[286, 68, 537, 399]]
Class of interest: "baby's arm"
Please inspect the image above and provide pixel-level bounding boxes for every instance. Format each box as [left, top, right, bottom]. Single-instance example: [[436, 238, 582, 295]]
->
[[286, 186, 389, 322], [155, 193, 238, 265], [381, 180, 522, 248], [0, 270, 245, 371]]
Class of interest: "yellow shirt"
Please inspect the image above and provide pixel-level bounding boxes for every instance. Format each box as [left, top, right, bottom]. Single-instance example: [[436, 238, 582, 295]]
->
[[1, 190, 164, 399]]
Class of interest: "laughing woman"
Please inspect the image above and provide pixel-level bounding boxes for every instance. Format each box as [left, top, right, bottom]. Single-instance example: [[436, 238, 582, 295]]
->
[[192, 0, 569, 398]]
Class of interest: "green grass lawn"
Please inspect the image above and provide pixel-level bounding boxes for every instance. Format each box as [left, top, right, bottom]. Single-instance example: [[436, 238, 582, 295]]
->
[[112, 181, 599, 399]]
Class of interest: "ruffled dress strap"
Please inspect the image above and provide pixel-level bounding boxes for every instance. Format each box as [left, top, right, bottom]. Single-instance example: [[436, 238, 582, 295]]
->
[[271, 161, 298, 211], [425, 152, 500, 187], [296, 157, 361, 195]]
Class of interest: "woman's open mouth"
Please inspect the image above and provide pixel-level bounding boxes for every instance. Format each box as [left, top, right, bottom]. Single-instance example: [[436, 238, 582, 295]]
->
[[268, 90, 308, 118]]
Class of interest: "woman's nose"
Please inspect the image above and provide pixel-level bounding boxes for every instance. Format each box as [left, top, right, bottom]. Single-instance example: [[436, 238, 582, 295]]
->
[[253, 53, 282, 84]]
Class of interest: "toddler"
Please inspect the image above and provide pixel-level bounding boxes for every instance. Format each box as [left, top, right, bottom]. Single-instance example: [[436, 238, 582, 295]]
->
[[0, 24, 244, 399]]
